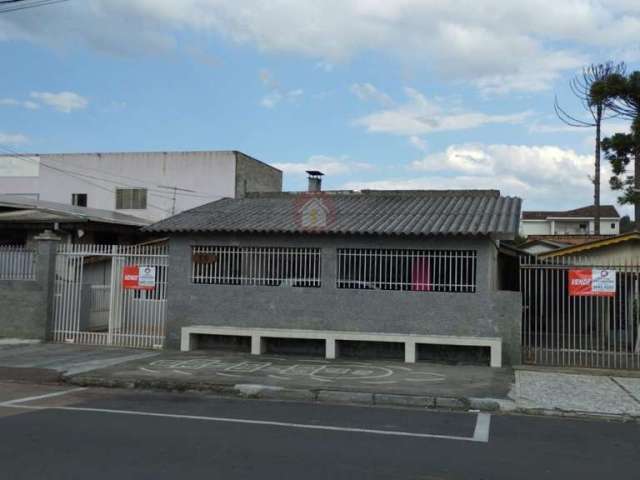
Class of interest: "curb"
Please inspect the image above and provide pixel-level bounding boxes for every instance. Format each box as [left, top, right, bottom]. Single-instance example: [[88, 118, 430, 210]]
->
[[63, 374, 640, 422], [65, 374, 487, 412]]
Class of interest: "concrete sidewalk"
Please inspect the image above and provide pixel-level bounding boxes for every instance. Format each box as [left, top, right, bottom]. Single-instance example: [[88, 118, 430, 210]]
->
[[64, 349, 514, 410], [2, 343, 640, 419], [514, 369, 640, 418]]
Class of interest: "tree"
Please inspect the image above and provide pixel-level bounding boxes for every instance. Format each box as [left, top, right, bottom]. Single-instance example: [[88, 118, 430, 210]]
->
[[602, 71, 640, 229], [555, 62, 626, 234]]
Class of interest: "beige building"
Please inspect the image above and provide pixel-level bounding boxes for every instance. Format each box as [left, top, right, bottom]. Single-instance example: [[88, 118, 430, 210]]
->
[[539, 232, 640, 265]]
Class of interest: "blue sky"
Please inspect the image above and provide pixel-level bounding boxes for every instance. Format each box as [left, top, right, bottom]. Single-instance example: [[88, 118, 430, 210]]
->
[[1, 0, 639, 213]]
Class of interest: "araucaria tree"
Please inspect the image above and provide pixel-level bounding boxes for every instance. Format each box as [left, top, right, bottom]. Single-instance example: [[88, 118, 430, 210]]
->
[[602, 71, 640, 228], [555, 62, 626, 234]]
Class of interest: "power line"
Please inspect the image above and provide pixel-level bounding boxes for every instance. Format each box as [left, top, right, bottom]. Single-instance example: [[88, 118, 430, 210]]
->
[[0, 0, 70, 14], [41, 156, 221, 199], [1, 147, 221, 200], [0, 144, 178, 202], [159, 185, 197, 215], [0, 146, 172, 214]]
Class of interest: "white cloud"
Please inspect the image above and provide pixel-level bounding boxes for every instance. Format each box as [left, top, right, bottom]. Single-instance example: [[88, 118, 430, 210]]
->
[[30, 91, 88, 113], [409, 136, 427, 152], [314, 61, 334, 72], [354, 87, 531, 136], [258, 69, 303, 108], [0, 132, 29, 145], [350, 83, 393, 107], [2, 1, 638, 93], [260, 89, 303, 108], [0, 98, 39, 110], [273, 155, 374, 176], [342, 143, 616, 211], [260, 91, 282, 109]]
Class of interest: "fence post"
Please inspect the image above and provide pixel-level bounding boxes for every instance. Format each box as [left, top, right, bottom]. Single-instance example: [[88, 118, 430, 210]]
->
[[34, 230, 61, 340]]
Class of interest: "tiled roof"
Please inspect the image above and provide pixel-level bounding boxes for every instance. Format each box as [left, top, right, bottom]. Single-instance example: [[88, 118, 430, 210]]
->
[[525, 234, 616, 245], [145, 190, 521, 238], [522, 205, 619, 220], [0, 195, 149, 226]]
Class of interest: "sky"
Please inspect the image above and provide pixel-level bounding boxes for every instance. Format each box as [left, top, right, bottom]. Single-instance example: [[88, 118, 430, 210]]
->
[[0, 0, 639, 214]]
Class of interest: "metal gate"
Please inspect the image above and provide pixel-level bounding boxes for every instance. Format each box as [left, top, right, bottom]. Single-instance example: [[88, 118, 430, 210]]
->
[[521, 256, 640, 369], [51, 243, 168, 349]]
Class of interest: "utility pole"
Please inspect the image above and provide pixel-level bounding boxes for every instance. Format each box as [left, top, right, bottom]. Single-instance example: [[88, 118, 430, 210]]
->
[[158, 185, 196, 216]]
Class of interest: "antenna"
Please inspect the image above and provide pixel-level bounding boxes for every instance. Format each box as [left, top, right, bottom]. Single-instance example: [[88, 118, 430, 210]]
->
[[158, 185, 197, 215]]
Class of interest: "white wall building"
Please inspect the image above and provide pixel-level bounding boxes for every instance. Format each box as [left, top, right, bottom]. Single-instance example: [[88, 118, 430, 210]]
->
[[521, 205, 620, 237], [0, 151, 282, 222]]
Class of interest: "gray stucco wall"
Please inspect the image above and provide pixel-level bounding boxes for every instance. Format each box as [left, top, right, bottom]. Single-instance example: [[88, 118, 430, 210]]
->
[[234, 152, 283, 197], [0, 234, 58, 340], [166, 233, 522, 364]]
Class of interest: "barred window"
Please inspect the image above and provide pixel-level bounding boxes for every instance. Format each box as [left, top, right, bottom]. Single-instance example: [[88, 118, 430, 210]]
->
[[116, 188, 147, 210], [192, 246, 321, 287], [337, 249, 477, 293]]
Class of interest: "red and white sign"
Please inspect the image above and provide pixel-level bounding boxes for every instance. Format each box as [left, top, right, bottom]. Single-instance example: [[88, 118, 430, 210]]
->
[[122, 265, 156, 290], [568, 269, 616, 297]]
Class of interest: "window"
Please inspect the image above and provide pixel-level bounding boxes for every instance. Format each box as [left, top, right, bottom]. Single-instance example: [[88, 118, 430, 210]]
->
[[337, 249, 477, 293], [191, 246, 321, 287], [579, 223, 587, 230], [116, 188, 147, 210], [71, 193, 87, 207], [611, 223, 616, 229]]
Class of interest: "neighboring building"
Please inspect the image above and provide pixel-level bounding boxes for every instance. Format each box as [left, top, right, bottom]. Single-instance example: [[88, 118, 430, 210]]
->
[[518, 238, 570, 256], [146, 186, 523, 364], [538, 231, 640, 265], [521, 205, 620, 237], [0, 151, 282, 222], [0, 194, 149, 246]]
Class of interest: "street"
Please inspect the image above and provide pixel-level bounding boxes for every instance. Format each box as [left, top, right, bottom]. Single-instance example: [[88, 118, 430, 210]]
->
[[0, 382, 638, 479]]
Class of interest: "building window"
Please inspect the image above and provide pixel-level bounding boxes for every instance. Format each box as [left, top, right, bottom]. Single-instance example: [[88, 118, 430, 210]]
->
[[191, 246, 321, 287], [611, 223, 616, 229], [116, 188, 147, 210], [71, 193, 87, 207], [337, 249, 477, 293]]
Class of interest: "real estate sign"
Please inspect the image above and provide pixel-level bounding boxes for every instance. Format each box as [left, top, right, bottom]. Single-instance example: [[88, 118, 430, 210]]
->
[[122, 265, 156, 290], [568, 268, 616, 297]]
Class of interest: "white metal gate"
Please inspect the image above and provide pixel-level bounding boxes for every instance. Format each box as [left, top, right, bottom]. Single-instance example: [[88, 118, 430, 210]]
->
[[521, 256, 640, 369], [51, 244, 168, 349]]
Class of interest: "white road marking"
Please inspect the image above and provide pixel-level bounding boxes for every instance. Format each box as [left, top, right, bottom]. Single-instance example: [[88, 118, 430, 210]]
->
[[3, 403, 490, 442], [473, 413, 491, 442], [0, 388, 87, 407]]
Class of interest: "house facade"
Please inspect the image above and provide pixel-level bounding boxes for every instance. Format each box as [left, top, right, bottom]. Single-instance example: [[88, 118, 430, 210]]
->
[[147, 189, 523, 364], [521, 205, 620, 237], [0, 150, 282, 222]]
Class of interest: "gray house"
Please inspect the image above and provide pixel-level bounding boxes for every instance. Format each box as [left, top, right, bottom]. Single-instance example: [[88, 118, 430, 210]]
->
[[146, 185, 522, 365]]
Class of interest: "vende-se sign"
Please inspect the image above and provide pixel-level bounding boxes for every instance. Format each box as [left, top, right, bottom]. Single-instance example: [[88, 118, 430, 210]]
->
[[122, 265, 156, 290], [568, 269, 616, 297]]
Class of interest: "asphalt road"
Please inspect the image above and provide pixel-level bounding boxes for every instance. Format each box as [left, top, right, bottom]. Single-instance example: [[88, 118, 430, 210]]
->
[[0, 382, 638, 480]]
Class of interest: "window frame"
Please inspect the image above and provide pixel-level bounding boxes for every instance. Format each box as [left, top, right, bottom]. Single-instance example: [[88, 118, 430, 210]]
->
[[116, 188, 148, 210], [191, 245, 322, 288], [71, 193, 88, 207], [336, 248, 477, 293]]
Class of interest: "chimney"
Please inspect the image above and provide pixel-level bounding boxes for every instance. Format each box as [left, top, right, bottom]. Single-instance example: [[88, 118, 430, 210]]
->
[[306, 170, 324, 192]]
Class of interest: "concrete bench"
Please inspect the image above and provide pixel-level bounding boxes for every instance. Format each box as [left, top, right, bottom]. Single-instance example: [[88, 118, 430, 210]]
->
[[180, 326, 503, 367]]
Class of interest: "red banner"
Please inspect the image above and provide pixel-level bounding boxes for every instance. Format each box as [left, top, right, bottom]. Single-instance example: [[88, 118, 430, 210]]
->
[[122, 265, 140, 289], [569, 269, 616, 297]]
